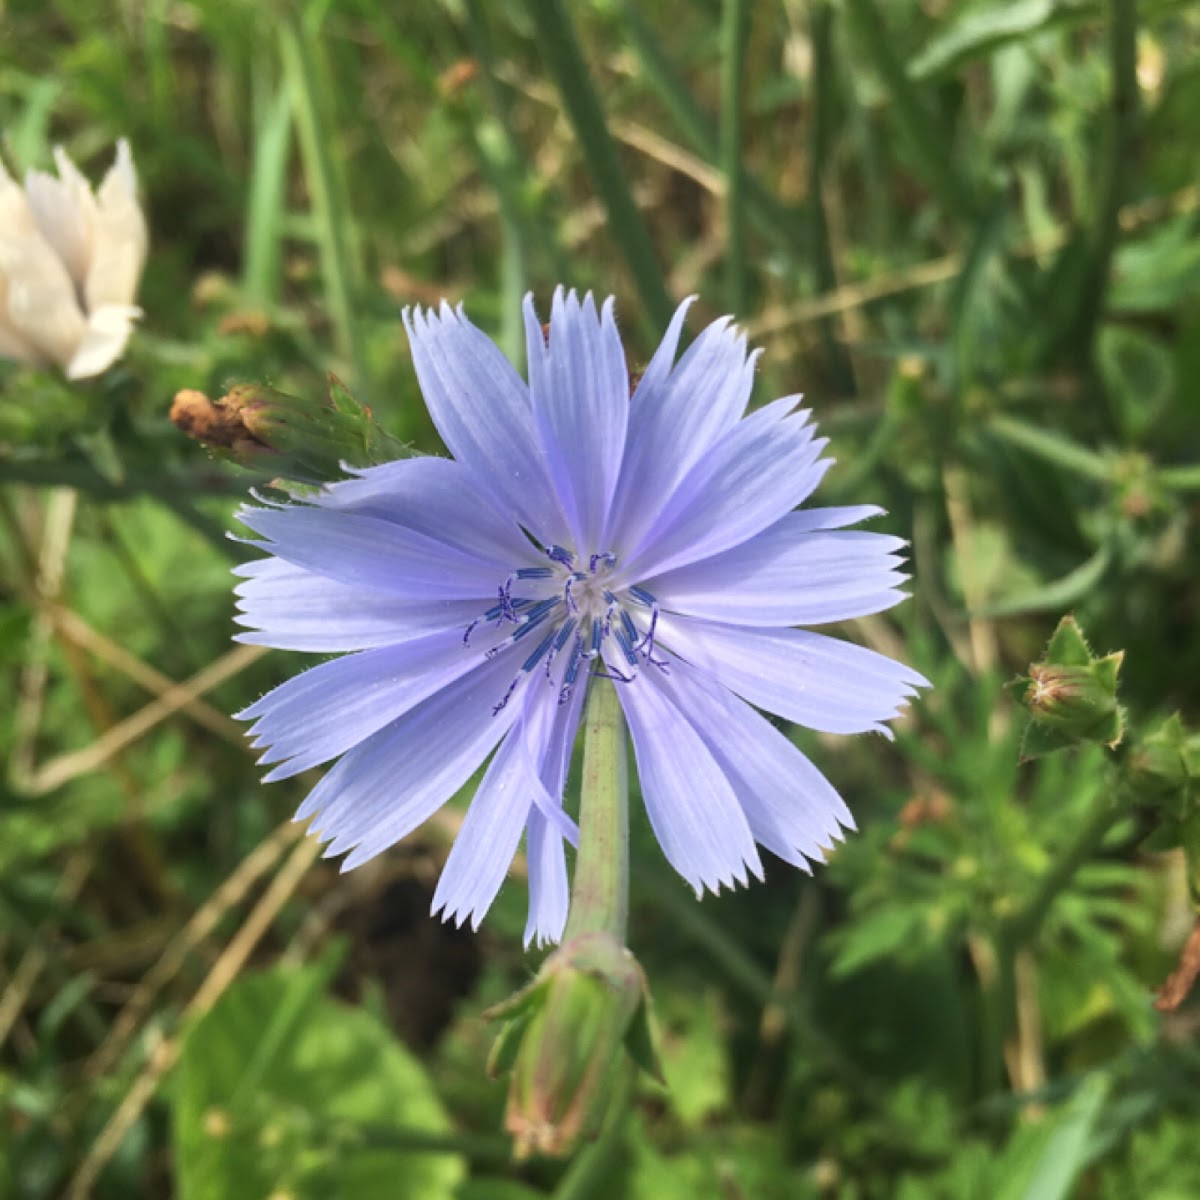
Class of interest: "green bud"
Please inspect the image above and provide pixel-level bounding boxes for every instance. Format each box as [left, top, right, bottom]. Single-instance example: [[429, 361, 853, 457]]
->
[[1127, 715, 1197, 811], [170, 376, 408, 484], [1018, 616, 1125, 759], [485, 931, 660, 1159]]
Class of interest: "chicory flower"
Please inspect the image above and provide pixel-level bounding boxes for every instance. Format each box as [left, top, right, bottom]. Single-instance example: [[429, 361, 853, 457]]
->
[[235, 292, 926, 945]]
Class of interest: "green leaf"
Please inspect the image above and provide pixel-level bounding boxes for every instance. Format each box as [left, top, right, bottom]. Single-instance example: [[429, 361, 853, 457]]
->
[[1096, 325, 1175, 442], [909, 0, 1092, 82], [171, 963, 465, 1200], [1001, 1074, 1110, 1200], [455, 1182, 546, 1200], [829, 906, 928, 978]]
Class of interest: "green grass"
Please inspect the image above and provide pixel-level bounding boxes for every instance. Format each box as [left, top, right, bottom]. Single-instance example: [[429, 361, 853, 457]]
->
[[2, 1, 1200, 1198]]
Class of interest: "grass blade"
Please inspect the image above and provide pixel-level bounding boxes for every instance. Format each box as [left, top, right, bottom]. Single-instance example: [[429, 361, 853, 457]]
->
[[526, 0, 674, 329]]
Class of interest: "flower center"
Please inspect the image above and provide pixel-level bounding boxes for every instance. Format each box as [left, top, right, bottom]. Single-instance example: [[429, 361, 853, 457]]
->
[[465, 545, 666, 714]]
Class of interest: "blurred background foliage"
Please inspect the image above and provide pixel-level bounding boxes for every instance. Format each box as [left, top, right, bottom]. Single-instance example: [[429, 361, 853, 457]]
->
[[1, 0, 1200, 1196]]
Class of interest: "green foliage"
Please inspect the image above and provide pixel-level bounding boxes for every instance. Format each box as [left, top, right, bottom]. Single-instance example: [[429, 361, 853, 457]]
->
[[172, 959, 465, 1200], [2, 0, 1200, 1197]]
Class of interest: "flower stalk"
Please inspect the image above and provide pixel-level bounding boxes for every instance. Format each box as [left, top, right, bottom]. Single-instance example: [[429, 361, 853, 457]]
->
[[488, 679, 660, 1158], [565, 679, 629, 942]]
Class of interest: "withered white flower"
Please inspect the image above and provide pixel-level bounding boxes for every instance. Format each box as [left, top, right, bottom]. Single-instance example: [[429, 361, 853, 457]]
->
[[0, 139, 147, 380]]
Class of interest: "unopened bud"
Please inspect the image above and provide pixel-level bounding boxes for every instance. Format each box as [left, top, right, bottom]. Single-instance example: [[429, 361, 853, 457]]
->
[[486, 931, 660, 1159], [1025, 663, 1121, 738], [1127, 715, 1197, 811], [1018, 616, 1124, 759]]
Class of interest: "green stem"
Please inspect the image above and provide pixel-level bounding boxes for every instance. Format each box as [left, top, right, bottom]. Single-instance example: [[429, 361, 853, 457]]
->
[[1160, 464, 1200, 493], [348, 1125, 514, 1163], [242, 74, 293, 305], [528, 0, 674, 331], [842, 0, 978, 222], [279, 7, 369, 395], [1067, 0, 1139, 355], [987, 414, 1111, 482], [807, 0, 856, 394], [564, 680, 629, 942], [1004, 795, 1122, 949], [615, 0, 806, 259], [719, 0, 751, 316], [462, 0, 529, 362]]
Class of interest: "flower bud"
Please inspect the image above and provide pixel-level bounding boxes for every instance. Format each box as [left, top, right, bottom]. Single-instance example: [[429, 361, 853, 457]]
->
[[1126, 715, 1196, 811], [1018, 616, 1124, 759], [486, 931, 660, 1159], [170, 376, 408, 483]]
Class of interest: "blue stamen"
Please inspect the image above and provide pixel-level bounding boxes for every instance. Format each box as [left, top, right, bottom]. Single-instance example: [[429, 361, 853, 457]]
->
[[629, 586, 656, 607], [546, 617, 578, 680], [521, 627, 558, 672], [511, 599, 558, 641], [619, 609, 638, 643], [564, 571, 586, 614], [589, 551, 616, 573], [613, 624, 639, 667], [546, 545, 575, 566], [485, 598, 559, 658], [559, 633, 586, 705]]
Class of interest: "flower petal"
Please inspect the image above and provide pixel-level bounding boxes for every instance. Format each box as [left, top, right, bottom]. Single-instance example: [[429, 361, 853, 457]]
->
[[432, 679, 578, 932], [316, 455, 537, 570], [239, 628, 490, 780], [523, 676, 587, 946], [608, 308, 755, 552], [233, 557, 480, 651], [432, 715, 544, 931], [524, 289, 628, 550], [0, 230, 86, 367], [524, 809, 570, 947], [402, 303, 568, 543], [298, 651, 523, 870], [658, 615, 928, 735], [0, 271, 40, 363], [23, 150, 95, 290], [85, 139, 147, 311], [235, 505, 504, 600], [646, 517, 909, 627], [66, 303, 140, 379], [620, 398, 829, 581], [617, 667, 762, 895], [659, 658, 855, 867]]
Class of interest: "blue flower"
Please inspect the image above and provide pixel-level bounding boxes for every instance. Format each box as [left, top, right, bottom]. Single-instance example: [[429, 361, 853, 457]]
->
[[234, 291, 926, 946]]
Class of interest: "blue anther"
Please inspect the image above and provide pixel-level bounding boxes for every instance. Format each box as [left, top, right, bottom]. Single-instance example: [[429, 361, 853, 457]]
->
[[613, 624, 639, 667], [516, 566, 554, 580], [546, 545, 575, 566], [629, 586, 656, 607], [545, 617, 578, 679], [589, 551, 616, 574], [619, 609, 638, 645], [553, 617, 577, 653], [521, 627, 558, 673], [512, 599, 558, 641]]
